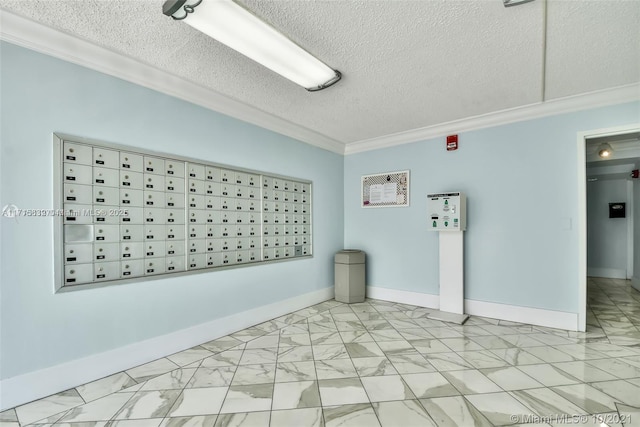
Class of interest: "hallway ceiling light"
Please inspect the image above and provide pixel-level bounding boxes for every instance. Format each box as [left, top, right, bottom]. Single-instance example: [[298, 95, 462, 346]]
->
[[598, 143, 613, 158], [162, 0, 342, 92]]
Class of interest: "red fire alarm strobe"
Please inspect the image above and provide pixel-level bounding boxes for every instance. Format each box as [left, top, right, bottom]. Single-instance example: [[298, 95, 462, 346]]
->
[[446, 135, 458, 151], [632, 169, 639, 179]]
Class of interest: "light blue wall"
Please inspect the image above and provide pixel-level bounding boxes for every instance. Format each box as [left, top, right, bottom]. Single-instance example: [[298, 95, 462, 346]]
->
[[344, 101, 640, 313], [0, 42, 344, 379], [587, 179, 628, 277]]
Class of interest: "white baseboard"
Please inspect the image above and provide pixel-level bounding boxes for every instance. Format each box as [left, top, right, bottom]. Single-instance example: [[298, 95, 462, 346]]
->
[[366, 286, 578, 331], [366, 286, 439, 309], [587, 267, 627, 279], [0, 287, 334, 411], [633, 276, 640, 292]]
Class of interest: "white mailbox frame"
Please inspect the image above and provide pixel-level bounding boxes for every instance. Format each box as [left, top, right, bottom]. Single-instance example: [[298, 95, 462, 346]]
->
[[53, 133, 313, 292]]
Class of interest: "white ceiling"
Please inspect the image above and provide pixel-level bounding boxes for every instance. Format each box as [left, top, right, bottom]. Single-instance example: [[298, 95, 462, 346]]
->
[[1, 0, 639, 153]]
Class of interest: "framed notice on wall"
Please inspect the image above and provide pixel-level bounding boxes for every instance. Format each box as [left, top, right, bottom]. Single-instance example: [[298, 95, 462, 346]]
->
[[361, 170, 410, 208]]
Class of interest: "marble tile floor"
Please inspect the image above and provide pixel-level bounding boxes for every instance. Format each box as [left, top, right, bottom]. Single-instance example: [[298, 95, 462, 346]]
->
[[2, 277, 640, 427]]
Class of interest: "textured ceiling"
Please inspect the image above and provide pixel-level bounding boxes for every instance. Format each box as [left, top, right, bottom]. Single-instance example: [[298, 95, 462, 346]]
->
[[1, 0, 639, 148]]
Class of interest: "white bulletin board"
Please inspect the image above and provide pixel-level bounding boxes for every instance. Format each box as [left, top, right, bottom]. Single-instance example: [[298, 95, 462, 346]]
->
[[361, 170, 410, 208]]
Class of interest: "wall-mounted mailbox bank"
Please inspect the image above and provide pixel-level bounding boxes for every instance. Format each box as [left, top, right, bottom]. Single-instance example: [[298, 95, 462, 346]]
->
[[427, 192, 466, 231]]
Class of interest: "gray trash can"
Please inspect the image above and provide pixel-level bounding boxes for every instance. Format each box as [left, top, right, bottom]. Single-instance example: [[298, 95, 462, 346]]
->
[[334, 250, 366, 303]]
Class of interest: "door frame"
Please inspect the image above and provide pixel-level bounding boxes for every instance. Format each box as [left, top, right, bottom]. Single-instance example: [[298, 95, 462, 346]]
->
[[577, 123, 640, 331]]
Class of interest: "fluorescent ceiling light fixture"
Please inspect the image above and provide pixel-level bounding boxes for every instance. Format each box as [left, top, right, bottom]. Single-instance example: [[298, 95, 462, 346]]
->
[[598, 143, 613, 158], [163, 0, 342, 91]]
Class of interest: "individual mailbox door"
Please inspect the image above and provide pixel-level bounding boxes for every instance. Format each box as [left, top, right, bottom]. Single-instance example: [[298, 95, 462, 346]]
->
[[272, 178, 281, 190], [64, 204, 92, 224], [247, 187, 258, 200], [282, 180, 292, 191], [144, 156, 165, 175], [121, 260, 144, 278], [273, 202, 282, 213], [144, 225, 165, 241], [283, 203, 292, 213], [188, 179, 205, 195], [236, 238, 249, 251], [284, 225, 293, 236], [165, 193, 185, 208], [293, 203, 301, 214], [263, 236, 273, 248], [302, 215, 310, 225], [65, 224, 94, 243], [64, 263, 93, 285], [293, 182, 301, 193], [263, 248, 274, 261], [235, 199, 248, 212], [189, 239, 206, 254], [220, 238, 233, 251], [166, 225, 185, 240], [272, 225, 283, 236], [263, 225, 273, 237], [293, 215, 302, 225], [205, 166, 220, 182], [120, 152, 143, 172], [282, 192, 291, 203], [273, 236, 282, 247], [166, 256, 185, 272], [64, 183, 92, 205], [93, 148, 119, 169], [273, 247, 283, 259], [246, 174, 259, 187], [187, 163, 205, 180], [166, 241, 185, 256], [284, 236, 293, 247], [235, 185, 245, 199], [236, 212, 250, 225], [165, 176, 185, 193], [293, 235, 301, 246], [293, 225, 301, 235], [263, 189, 273, 201], [301, 204, 309, 215], [283, 214, 292, 224], [188, 195, 204, 209], [64, 142, 92, 165], [165, 209, 184, 225], [302, 225, 310, 235], [94, 261, 120, 281], [207, 253, 222, 267], [94, 187, 119, 205], [301, 184, 310, 194], [94, 207, 120, 224], [188, 254, 206, 270], [262, 201, 272, 213], [94, 225, 119, 242], [188, 225, 206, 239], [145, 258, 166, 275], [205, 210, 220, 224], [120, 189, 143, 207], [64, 243, 93, 264], [295, 246, 303, 257], [64, 163, 92, 185], [206, 239, 222, 252], [145, 241, 166, 258], [120, 170, 143, 189], [220, 184, 233, 198], [220, 169, 233, 183], [292, 192, 300, 203], [220, 224, 233, 238], [262, 213, 273, 225], [93, 167, 119, 187], [302, 235, 310, 245], [262, 176, 272, 189], [120, 225, 143, 242], [188, 209, 206, 224], [205, 182, 220, 196], [165, 160, 185, 178], [302, 245, 311, 255], [236, 250, 249, 264], [248, 249, 260, 262], [121, 242, 144, 260], [144, 208, 164, 224], [283, 247, 293, 258], [94, 243, 119, 262], [248, 212, 260, 224], [236, 225, 250, 237], [273, 214, 284, 225], [272, 190, 282, 202], [221, 252, 233, 265], [144, 191, 165, 207], [234, 172, 247, 185], [143, 173, 164, 191], [248, 226, 260, 238]]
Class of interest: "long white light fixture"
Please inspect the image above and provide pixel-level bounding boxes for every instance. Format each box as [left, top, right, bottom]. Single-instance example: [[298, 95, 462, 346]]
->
[[163, 0, 342, 91]]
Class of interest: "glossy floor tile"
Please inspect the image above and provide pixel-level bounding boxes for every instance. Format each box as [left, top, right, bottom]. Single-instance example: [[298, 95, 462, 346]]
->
[[8, 277, 640, 426]]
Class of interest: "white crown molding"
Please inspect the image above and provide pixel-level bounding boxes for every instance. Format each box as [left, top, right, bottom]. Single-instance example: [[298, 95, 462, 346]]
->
[[0, 9, 346, 155], [345, 84, 640, 155]]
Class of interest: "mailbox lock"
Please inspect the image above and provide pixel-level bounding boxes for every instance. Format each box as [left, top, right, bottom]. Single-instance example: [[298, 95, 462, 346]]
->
[[69, 148, 74, 153], [70, 269, 75, 274]]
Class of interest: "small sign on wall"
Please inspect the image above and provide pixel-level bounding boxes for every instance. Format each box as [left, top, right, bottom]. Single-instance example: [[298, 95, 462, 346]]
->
[[361, 170, 410, 208], [609, 202, 626, 218]]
